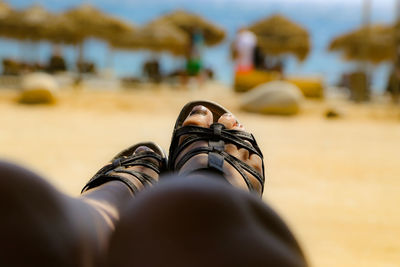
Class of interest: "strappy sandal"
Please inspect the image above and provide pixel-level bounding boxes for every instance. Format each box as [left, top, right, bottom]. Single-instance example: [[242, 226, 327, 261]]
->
[[81, 142, 167, 195], [168, 100, 266, 196]]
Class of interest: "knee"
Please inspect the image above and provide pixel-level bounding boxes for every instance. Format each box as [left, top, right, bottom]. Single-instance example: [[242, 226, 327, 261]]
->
[[0, 161, 86, 266], [107, 177, 254, 266], [107, 176, 308, 267], [125, 176, 248, 232]]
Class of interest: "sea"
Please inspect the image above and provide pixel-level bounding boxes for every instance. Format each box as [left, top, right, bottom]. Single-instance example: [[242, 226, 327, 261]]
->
[[1, 0, 396, 92]]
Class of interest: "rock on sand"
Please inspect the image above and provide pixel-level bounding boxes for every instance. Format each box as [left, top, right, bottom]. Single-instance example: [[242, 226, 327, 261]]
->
[[240, 81, 303, 115], [18, 73, 58, 104]]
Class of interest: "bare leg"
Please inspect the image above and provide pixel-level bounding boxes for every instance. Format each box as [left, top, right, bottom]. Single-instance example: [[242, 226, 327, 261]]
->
[[107, 105, 307, 266], [0, 146, 161, 267], [106, 176, 307, 267], [0, 161, 92, 266]]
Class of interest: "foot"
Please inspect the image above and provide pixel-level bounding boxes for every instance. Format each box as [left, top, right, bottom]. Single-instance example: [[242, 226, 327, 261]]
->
[[82, 143, 166, 195], [175, 105, 264, 195], [106, 146, 161, 193]]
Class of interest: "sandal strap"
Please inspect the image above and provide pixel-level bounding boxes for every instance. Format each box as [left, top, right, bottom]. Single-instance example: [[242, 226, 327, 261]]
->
[[113, 168, 157, 186], [170, 123, 265, 193], [118, 151, 162, 174], [81, 174, 140, 194], [175, 147, 263, 193], [81, 147, 164, 194], [171, 124, 263, 163]]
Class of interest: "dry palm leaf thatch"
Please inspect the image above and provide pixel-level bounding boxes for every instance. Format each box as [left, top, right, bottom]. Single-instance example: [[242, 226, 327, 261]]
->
[[329, 24, 395, 64], [151, 9, 225, 46], [248, 14, 311, 61], [40, 14, 84, 45], [0, 0, 11, 19], [0, 4, 53, 41], [111, 20, 189, 56], [62, 4, 134, 42]]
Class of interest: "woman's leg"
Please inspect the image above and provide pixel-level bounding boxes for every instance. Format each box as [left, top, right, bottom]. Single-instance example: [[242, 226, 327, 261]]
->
[[107, 104, 307, 266], [0, 145, 162, 267], [106, 176, 307, 267], [0, 161, 94, 266]]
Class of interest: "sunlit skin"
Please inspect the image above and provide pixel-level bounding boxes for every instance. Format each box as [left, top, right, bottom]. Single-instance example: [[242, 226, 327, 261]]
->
[[0, 146, 161, 267], [176, 105, 263, 194], [106, 105, 306, 267]]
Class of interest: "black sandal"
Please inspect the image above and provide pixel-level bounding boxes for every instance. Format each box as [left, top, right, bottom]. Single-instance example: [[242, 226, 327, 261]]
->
[[82, 142, 167, 194], [168, 100, 265, 195]]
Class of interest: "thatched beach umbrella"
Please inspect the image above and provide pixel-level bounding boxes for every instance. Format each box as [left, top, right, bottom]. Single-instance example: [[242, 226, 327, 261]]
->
[[0, 1, 11, 39], [328, 24, 394, 64], [248, 14, 311, 61], [63, 4, 134, 43], [0, 1, 11, 19], [151, 9, 225, 46], [40, 14, 83, 45], [111, 21, 189, 56], [0, 4, 53, 41], [61, 4, 135, 68]]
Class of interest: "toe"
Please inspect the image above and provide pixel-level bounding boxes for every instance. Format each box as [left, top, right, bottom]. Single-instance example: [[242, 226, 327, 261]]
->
[[180, 105, 213, 145], [218, 113, 245, 131], [182, 105, 213, 128], [235, 123, 245, 131], [217, 113, 238, 129], [132, 146, 159, 169], [218, 113, 248, 159], [249, 153, 263, 175], [134, 146, 152, 154]]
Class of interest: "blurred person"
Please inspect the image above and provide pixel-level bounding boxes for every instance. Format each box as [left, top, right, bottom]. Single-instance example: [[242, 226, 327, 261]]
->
[[143, 57, 162, 83], [385, 63, 400, 103], [253, 44, 266, 70], [2, 58, 19, 76], [186, 28, 204, 77], [183, 28, 207, 88], [47, 45, 67, 74], [0, 101, 307, 267], [233, 27, 257, 74]]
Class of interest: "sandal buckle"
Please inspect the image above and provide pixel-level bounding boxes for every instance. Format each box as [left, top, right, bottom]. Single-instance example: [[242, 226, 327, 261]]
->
[[209, 140, 224, 152], [211, 123, 225, 137]]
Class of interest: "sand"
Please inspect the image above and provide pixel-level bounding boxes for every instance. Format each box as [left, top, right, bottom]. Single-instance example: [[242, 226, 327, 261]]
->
[[0, 83, 399, 267]]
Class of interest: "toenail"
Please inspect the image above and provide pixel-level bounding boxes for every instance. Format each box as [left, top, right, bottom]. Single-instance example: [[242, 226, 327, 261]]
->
[[134, 146, 151, 155], [222, 113, 233, 117], [189, 106, 208, 116]]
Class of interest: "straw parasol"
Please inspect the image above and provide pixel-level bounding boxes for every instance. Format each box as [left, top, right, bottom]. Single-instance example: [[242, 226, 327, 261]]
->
[[0, 4, 53, 41], [60, 4, 136, 67], [0, 3, 81, 44], [328, 24, 394, 64], [111, 20, 189, 56], [248, 14, 311, 61], [63, 4, 134, 43], [40, 14, 83, 45], [0, 3, 135, 45], [0, 1, 11, 19], [0, 1, 11, 37], [151, 9, 225, 46]]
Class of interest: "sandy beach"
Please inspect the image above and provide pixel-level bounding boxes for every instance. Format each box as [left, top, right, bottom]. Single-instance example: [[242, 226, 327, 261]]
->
[[1, 83, 399, 267]]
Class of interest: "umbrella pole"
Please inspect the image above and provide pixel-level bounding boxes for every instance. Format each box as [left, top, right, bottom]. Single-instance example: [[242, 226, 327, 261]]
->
[[18, 42, 24, 62], [77, 42, 84, 66], [358, 0, 371, 102], [393, 0, 400, 104], [106, 45, 114, 70], [74, 41, 84, 89]]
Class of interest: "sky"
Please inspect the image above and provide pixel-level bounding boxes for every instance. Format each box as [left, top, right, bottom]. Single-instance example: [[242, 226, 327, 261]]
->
[[8, 0, 396, 13]]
